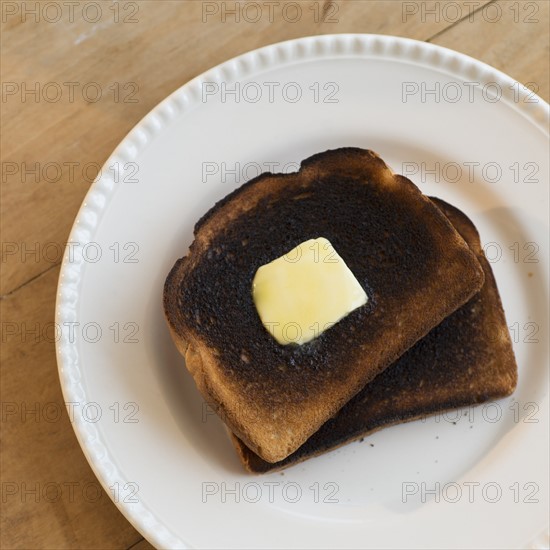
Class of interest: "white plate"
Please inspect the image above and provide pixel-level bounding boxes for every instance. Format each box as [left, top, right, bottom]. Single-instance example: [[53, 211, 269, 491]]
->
[[56, 34, 549, 549]]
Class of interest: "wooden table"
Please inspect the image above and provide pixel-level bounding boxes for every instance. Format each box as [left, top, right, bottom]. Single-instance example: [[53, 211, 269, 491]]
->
[[1, 1, 548, 548]]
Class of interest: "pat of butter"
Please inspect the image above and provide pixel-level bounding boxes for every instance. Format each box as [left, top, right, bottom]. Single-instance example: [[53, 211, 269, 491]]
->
[[252, 237, 368, 345]]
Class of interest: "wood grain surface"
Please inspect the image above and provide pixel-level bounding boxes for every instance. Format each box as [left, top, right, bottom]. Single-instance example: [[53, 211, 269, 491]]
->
[[1, 1, 548, 548]]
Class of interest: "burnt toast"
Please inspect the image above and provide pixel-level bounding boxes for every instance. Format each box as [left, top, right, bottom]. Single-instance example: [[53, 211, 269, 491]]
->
[[163, 148, 485, 462], [231, 198, 518, 472]]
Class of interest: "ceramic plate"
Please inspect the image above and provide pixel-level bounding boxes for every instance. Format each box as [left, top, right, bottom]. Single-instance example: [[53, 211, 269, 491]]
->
[[56, 34, 549, 549]]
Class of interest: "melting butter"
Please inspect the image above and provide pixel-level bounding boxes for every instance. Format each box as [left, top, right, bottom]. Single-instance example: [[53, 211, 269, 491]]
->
[[252, 237, 368, 345]]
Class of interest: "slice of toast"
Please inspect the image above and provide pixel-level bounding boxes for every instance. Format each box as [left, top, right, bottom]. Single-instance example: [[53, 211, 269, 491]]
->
[[164, 148, 484, 463], [231, 198, 518, 472]]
